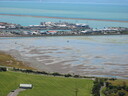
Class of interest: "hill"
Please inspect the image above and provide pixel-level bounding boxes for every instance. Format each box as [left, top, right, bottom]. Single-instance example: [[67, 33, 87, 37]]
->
[[0, 51, 34, 70]]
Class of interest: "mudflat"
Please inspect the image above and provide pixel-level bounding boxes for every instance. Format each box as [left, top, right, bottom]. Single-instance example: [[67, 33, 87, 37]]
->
[[0, 36, 128, 79]]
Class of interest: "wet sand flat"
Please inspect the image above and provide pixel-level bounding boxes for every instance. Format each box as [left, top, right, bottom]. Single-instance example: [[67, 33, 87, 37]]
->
[[0, 35, 128, 79]]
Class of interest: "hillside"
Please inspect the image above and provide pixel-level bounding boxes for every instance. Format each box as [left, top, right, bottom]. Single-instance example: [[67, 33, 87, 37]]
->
[[0, 51, 34, 70]]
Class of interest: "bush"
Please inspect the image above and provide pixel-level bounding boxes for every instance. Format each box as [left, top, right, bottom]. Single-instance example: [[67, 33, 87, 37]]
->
[[118, 91, 125, 96], [64, 74, 72, 77], [0, 67, 7, 71], [52, 72, 62, 76], [92, 78, 104, 96], [125, 86, 128, 91], [109, 78, 117, 81], [74, 75, 80, 78]]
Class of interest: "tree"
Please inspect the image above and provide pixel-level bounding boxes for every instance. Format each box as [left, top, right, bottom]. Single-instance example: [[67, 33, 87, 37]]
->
[[122, 81, 126, 89], [52, 72, 62, 76], [118, 92, 125, 96], [64, 74, 72, 77], [74, 75, 80, 78], [0, 67, 7, 72], [125, 86, 128, 91]]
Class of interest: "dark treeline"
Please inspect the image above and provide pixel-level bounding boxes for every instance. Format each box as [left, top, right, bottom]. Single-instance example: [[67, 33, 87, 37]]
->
[[12, 67, 93, 78]]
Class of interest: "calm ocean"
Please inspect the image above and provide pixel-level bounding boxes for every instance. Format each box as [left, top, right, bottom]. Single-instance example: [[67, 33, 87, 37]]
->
[[0, 1, 128, 28]]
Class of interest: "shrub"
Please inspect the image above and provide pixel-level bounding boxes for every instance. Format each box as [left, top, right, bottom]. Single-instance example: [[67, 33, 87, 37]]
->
[[0, 67, 7, 71], [64, 74, 72, 77], [118, 91, 125, 96], [74, 75, 80, 78], [52, 72, 62, 76]]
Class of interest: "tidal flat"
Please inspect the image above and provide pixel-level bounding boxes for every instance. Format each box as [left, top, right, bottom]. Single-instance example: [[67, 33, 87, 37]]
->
[[0, 35, 128, 79]]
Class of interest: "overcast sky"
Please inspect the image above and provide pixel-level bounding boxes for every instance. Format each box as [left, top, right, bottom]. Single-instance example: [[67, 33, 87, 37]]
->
[[0, 0, 128, 4]]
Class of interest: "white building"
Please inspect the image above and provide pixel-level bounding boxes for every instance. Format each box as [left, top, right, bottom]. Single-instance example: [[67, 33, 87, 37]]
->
[[19, 84, 33, 89], [0, 26, 6, 29], [31, 31, 40, 35]]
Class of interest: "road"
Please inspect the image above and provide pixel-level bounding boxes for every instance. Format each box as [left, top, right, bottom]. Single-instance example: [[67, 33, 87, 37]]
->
[[7, 88, 26, 96], [100, 82, 106, 96]]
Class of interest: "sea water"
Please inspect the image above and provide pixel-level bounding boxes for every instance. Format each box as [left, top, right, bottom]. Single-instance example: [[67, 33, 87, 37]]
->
[[0, 1, 128, 28], [0, 1, 128, 79]]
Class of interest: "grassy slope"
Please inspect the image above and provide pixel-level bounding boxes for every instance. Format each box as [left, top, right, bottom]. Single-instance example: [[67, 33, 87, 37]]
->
[[0, 52, 35, 70], [108, 80, 128, 86], [0, 72, 93, 96]]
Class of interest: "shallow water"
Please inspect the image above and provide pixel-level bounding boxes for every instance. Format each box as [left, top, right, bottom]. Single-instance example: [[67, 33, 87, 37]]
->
[[0, 35, 128, 79], [0, 1, 128, 28]]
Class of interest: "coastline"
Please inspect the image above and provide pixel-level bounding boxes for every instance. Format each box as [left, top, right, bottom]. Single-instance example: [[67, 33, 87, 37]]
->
[[1, 14, 128, 23], [0, 48, 128, 79], [0, 33, 128, 38]]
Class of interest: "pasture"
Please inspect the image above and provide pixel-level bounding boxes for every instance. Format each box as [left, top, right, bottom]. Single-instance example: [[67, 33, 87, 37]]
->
[[0, 71, 93, 96]]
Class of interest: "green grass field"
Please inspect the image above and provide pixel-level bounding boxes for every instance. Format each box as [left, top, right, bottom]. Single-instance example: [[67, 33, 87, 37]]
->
[[108, 79, 128, 86], [0, 71, 93, 96]]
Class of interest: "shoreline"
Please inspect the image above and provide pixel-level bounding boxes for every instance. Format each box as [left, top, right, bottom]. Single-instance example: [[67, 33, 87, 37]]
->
[[0, 49, 128, 80], [1, 14, 128, 23], [0, 34, 128, 38]]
